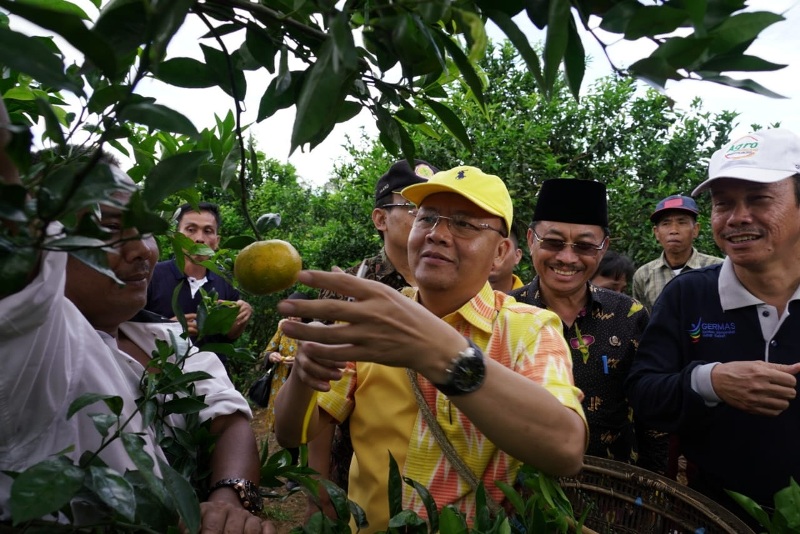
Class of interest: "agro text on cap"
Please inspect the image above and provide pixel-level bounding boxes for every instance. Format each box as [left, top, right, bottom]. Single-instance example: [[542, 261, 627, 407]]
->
[[650, 195, 698, 223], [692, 128, 800, 196], [401, 166, 513, 233]]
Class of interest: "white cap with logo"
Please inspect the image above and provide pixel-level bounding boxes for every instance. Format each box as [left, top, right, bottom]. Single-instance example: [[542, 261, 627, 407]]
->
[[692, 128, 800, 196]]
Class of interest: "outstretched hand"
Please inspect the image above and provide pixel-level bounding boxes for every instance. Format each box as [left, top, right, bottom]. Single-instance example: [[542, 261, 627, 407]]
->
[[276, 270, 468, 384], [179, 501, 276, 534], [711, 360, 800, 416]]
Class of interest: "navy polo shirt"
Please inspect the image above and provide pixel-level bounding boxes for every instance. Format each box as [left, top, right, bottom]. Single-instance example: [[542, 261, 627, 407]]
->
[[145, 259, 240, 358]]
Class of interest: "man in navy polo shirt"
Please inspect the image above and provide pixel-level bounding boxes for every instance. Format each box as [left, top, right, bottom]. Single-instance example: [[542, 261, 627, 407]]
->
[[146, 202, 252, 367], [627, 129, 800, 527]]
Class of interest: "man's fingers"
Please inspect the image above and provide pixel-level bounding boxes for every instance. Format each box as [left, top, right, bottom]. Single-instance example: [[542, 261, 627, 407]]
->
[[767, 361, 800, 376], [294, 270, 387, 302]]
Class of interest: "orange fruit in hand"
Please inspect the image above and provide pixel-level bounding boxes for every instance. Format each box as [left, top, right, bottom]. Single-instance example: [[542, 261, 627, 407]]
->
[[234, 239, 302, 295]]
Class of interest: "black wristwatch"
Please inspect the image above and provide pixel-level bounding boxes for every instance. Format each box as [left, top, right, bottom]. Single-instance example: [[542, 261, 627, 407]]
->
[[432, 338, 486, 396], [208, 478, 263, 513]]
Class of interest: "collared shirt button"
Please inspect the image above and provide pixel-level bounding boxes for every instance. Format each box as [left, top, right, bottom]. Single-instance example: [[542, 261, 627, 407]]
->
[[762, 310, 770, 317], [769, 339, 778, 347]]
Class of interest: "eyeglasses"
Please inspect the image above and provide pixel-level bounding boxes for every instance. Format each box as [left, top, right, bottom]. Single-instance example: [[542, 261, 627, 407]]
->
[[381, 202, 415, 209], [411, 209, 506, 239], [531, 229, 607, 257]]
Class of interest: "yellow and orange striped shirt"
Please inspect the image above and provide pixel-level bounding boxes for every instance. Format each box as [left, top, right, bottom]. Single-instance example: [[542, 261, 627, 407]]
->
[[317, 282, 586, 532]]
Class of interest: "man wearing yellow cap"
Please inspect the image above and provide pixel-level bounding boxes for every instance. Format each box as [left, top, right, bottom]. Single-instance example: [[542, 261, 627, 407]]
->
[[274, 166, 587, 532]]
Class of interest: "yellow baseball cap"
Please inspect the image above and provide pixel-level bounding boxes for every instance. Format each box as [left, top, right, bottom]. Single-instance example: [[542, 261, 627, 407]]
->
[[402, 165, 513, 233]]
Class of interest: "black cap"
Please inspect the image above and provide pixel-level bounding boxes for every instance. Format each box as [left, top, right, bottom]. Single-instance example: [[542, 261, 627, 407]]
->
[[532, 179, 608, 227], [374, 159, 438, 207]]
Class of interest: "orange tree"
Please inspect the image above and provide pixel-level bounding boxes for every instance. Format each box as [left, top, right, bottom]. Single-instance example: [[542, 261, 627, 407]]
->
[[0, 0, 789, 294]]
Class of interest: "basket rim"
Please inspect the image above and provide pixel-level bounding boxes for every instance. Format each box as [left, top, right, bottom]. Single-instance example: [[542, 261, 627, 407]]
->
[[560, 455, 755, 534]]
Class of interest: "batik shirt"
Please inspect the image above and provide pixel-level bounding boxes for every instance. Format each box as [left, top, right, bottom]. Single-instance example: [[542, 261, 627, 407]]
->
[[510, 277, 667, 473], [317, 282, 586, 532]]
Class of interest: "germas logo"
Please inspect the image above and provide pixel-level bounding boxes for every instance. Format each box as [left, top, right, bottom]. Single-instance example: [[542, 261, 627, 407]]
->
[[688, 318, 736, 342]]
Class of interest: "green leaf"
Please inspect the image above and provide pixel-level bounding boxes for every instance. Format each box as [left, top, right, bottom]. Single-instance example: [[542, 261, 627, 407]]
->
[[197, 301, 238, 338], [93, 0, 147, 57], [158, 458, 201, 534], [119, 102, 199, 138], [698, 74, 785, 99], [291, 39, 355, 153], [388, 509, 426, 528], [727, 489, 772, 529], [0, 28, 82, 95], [707, 12, 784, 55], [774, 478, 800, 530], [403, 477, 438, 532], [244, 23, 276, 73], [395, 107, 426, 124], [201, 43, 247, 101], [67, 393, 123, 419], [627, 56, 678, 90], [683, 0, 708, 34], [698, 53, 786, 73], [424, 98, 472, 151], [387, 453, 403, 517], [329, 10, 359, 72], [0, 183, 28, 222], [222, 235, 256, 249], [155, 57, 218, 88], [433, 28, 486, 112], [220, 141, 240, 191], [142, 151, 210, 208], [35, 97, 66, 149], [319, 478, 351, 522], [623, 5, 688, 40], [149, 0, 194, 63], [87, 466, 137, 522], [475, 0, 525, 17], [87, 85, 130, 114], [563, 16, 586, 100], [486, 10, 544, 92], [68, 247, 126, 285], [543, 0, 571, 95], [598, 0, 641, 34], [0, 0, 117, 78], [10, 457, 84, 524], [256, 71, 304, 121], [525, 0, 550, 29], [439, 505, 468, 533], [162, 396, 208, 416], [155, 370, 214, 394], [650, 36, 711, 70], [90, 413, 119, 438], [121, 433, 166, 502]]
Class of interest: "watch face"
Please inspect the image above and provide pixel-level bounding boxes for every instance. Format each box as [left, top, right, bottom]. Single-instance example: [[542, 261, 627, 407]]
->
[[453, 349, 486, 392]]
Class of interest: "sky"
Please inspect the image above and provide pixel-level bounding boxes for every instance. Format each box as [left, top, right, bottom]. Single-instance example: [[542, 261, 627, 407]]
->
[[8, 1, 800, 186]]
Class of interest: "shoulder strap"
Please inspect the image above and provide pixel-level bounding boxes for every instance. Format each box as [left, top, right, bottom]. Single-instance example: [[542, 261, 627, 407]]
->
[[406, 368, 502, 516]]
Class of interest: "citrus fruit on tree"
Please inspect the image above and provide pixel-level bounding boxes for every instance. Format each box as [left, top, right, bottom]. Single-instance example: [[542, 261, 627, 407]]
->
[[234, 239, 302, 295]]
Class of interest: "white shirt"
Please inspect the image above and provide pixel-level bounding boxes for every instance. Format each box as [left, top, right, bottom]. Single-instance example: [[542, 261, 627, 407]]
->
[[0, 250, 250, 521]]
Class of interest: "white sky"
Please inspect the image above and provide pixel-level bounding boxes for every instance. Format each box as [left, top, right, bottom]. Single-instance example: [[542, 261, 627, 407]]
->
[[8, 1, 800, 186]]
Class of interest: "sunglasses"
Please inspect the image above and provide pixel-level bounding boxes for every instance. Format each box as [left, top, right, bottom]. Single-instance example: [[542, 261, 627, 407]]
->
[[531, 229, 607, 257]]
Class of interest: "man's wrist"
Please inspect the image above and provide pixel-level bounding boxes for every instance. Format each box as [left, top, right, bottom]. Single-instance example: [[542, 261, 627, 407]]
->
[[690, 362, 722, 406], [208, 478, 263, 513]]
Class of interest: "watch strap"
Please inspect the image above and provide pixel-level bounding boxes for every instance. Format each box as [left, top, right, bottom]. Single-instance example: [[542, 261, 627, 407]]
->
[[208, 477, 263, 513], [432, 338, 485, 396]]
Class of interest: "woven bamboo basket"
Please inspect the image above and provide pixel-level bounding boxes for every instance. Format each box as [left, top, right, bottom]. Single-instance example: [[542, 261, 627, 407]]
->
[[560, 456, 754, 534]]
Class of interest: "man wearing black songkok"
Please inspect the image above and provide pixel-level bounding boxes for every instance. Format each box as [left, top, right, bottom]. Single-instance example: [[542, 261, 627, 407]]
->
[[510, 179, 667, 473]]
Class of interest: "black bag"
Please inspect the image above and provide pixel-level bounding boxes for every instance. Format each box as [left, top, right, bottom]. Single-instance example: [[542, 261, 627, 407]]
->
[[248, 362, 278, 407]]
